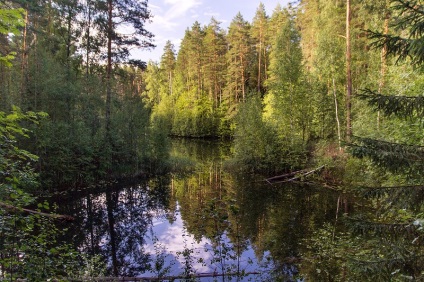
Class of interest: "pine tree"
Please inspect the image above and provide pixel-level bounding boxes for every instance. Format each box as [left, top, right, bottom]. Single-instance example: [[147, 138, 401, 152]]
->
[[160, 40, 176, 97], [268, 3, 286, 44], [95, 0, 154, 176], [250, 3, 269, 95], [297, 0, 320, 73], [144, 42, 176, 133], [175, 22, 205, 99], [203, 17, 227, 108], [225, 13, 252, 111]]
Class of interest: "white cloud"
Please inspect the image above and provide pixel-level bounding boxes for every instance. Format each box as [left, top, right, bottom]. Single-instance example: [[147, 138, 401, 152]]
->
[[144, 210, 212, 274], [150, 14, 178, 30], [148, 0, 202, 32], [163, 0, 202, 20]]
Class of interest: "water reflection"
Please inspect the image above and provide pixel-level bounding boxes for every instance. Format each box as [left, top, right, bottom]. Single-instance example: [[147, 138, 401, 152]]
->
[[61, 179, 171, 276], [142, 202, 271, 280], [60, 139, 340, 280]]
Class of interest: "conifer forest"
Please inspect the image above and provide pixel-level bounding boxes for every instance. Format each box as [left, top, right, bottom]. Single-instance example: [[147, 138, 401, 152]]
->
[[1, 0, 424, 280]]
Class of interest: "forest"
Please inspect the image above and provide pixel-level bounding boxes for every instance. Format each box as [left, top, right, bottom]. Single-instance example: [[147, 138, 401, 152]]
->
[[1, 0, 424, 280]]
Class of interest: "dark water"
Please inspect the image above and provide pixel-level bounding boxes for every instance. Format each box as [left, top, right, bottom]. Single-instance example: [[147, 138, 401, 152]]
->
[[59, 139, 340, 281]]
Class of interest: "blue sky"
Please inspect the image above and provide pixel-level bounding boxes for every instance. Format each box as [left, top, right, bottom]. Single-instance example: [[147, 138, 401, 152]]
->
[[142, 202, 274, 279], [138, 0, 291, 62]]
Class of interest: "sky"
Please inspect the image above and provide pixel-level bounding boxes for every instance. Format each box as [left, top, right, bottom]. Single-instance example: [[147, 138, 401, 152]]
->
[[137, 0, 291, 63], [142, 203, 273, 279]]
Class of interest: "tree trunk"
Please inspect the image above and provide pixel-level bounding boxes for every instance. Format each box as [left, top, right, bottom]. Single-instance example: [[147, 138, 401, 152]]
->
[[378, 9, 390, 130], [20, 8, 29, 106], [106, 191, 119, 276], [333, 78, 342, 151], [106, 0, 113, 136], [346, 0, 352, 141], [66, 3, 73, 64], [257, 31, 262, 93], [87, 194, 95, 256], [85, 0, 92, 78], [241, 54, 245, 102]]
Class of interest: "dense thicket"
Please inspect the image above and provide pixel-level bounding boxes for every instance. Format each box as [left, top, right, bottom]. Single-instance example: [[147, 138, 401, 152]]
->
[[0, 0, 162, 191], [0, 0, 160, 279], [301, 0, 424, 280]]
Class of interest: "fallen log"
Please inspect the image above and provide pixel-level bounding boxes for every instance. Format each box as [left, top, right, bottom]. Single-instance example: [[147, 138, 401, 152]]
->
[[265, 168, 310, 183], [266, 165, 326, 185]]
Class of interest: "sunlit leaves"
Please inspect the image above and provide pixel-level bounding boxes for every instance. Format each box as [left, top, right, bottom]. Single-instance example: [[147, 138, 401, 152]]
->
[[0, 5, 24, 35], [0, 4, 24, 66]]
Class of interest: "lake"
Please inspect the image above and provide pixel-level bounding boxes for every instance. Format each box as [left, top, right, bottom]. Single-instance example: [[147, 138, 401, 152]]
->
[[59, 139, 340, 281]]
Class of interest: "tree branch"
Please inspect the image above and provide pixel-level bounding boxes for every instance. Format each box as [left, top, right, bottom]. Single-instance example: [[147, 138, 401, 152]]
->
[[0, 202, 74, 221]]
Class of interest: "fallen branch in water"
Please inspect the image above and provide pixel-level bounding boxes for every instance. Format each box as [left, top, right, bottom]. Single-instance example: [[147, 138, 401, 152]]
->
[[266, 165, 326, 185], [0, 201, 74, 221], [265, 168, 310, 184]]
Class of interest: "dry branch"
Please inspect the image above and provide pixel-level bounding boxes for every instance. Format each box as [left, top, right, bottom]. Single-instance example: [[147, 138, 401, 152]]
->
[[265, 168, 310, 183], [266, 165, 326, 185]]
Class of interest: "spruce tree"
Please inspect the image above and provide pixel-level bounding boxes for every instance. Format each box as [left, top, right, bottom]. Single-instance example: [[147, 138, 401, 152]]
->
[[344, 0, 424, 278]]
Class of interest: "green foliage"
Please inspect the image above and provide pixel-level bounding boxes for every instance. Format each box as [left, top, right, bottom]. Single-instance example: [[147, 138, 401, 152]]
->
[[143, 117, 171, 175], [306, 1, 424, 279], [232, 95, 291, 173], [144, 20, 225, 138], [302, 223, 351, 281], [3, 209, 80, 281], [149, 237, 174, 278], [250, 3, 269, 94], [368, 0, 424, 66], [349, 136, 424, 174], [260, 9, 312, 169], [0, 5, 24, 35], [0, 107, 45, 192], [0, 3, 24, 67], [0, 108, 83, 281], [0, 51, 18, 67], [6, 0, 424, 278], [225, 12, 252, 105], [203, 18, 227, 108], [176, 228, 199, 281], [359, 89, 424, 119]]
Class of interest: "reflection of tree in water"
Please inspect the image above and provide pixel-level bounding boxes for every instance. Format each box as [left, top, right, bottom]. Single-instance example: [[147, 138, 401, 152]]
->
[[225, 174, 340, 275], [59, 140, 340, 279], [170, 139, 340, 277], [62, 178, 171, 276]]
